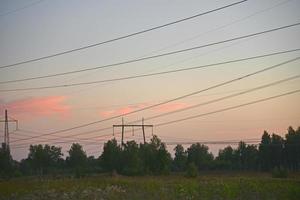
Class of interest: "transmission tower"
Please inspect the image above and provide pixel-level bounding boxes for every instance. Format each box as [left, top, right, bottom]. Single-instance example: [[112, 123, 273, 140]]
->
[[0, 110, 18, 150], [113, 118, 153, 145]]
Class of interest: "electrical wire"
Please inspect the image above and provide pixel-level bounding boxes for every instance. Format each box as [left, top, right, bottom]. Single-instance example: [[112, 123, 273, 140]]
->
[[155, 89, 300, 127], [10, 72, 300, 147], [1, 22, 300, 84], [0, 0, 46, 17], [9, 56, 300, 143], [0, 0, 248, 69], [1, 48, 300, 92]]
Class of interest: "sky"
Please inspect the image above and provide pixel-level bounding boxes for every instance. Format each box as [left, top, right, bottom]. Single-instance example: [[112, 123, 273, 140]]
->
[[0, 0, 299, 160]]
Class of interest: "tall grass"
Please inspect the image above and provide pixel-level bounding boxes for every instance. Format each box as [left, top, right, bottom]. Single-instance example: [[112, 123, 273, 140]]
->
[[0, 174, 300, 200]]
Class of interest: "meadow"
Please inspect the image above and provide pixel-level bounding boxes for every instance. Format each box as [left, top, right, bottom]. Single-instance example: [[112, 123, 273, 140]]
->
[[0, 172, 300, 200]]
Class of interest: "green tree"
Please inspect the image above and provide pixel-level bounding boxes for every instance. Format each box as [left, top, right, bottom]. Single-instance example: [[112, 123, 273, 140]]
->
[[216, 146, 237, 170], [285, 126, 300, 170], [122, 140, 143, 175], [66, 143, 87, 177], [100, 139, 122, 173], [235, 141, 247, 170], [173, 144, 187, 172], [157, 142, 172, 174], [139, 143, 155, 174], [270, 134, 284, 169], [0, 143, 13, 178], [140, 135, 172, 174], [244, 144, 258, 170], [86, 156, 100, 174], [27, 144, 63, 176], [187, 143, 213, 170], [235, 142, 258, 170], [185, 162, 198, 178], [19, 158, 32, 176], [259, 131, 272, 171]]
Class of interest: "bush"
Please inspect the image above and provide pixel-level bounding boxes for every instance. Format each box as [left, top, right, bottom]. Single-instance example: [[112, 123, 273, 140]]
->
[[185, 163, 198, 178], [272, 166, 288, 178]]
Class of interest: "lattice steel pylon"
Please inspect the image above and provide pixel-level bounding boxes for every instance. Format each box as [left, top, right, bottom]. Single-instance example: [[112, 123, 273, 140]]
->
[[0, 110, 18, 150]]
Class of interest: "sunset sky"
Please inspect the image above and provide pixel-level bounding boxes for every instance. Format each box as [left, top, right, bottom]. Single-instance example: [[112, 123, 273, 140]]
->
[[0, 0, 300, 160]]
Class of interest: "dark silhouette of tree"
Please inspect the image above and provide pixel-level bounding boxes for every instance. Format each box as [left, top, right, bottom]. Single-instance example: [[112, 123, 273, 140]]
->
[[244, 144, 258, 170], [156, 140, 172, 174], [139, 135, 171, 174], [270, 134, 284, 169], [285, 126, 300, 170], [139, 143, 154, 174], [235, 142, 258, 170], [216, 146, 237, 170], [121, 140, 143, 175], [173, 144, 187, 172], [100, 139, 122, 173], [236, 141, 247, 170], [0, 143, 13, 178], [4, 125, 300, 177], [187, 143, 213, 170], [27, 144, 63, 176], [86, 156, 100, 174], [259, 131, 272, 171], [66, 143, 87, 177]]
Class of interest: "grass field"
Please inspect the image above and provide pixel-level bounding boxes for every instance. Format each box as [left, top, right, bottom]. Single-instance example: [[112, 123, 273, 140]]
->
[[0, 172, 300, 200]]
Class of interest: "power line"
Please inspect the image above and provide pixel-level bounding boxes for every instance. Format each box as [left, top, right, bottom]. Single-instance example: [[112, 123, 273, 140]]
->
[[0, 0, 248, 70], [12, 113, 300, 148], [11, 127, 117, 147], [40, 139, 295, 157], [1, 22, 300, 84], [0, 0, 46, 17], [13, 128, 111, 144], [10, 61, 300, 145], [1, 48, 300, 92], [12, 124, 260, 148], [12, 80, 299, 148], [69, 0, 291, 89], [164, 140, 261, 145], [136, 0, 293, 58], [137, 74, 300, 122], [58, 0, 291, 93], [9, 56, 300, 143], [60, 75, 300, 139], [155, 89, 300, 127], [12, 130, 135, 149], [12, 134, 111, 147]]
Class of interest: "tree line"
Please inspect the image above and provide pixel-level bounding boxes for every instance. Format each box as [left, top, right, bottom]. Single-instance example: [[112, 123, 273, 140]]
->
[[0, 126, 299, 178]]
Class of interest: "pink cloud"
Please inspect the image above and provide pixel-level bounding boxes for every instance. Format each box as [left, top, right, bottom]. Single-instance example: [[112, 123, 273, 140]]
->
[[99, 102, 189, 118], [155, 102, 189, 113], [100, 104, 147, 117], [0, 96, 70, 120]]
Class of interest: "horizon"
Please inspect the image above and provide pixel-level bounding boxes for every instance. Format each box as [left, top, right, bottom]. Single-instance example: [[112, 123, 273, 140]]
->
[[0, 0, 300, 161]]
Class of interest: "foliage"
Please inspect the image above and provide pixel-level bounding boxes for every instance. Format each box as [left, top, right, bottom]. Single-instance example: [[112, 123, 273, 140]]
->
[[0, 143, 13, 178], [187, 143, 213, 170], [138, 135, 172, 175], [236, 142, 258, 170], [272, 166, 288, 178], [215, 146, 237, 170], [1, 126, 300, 179], [285, 126, 300, 170], [259, 131, 272, 171], [173, 144, 187, 172], [100, 138, 122, 173], [1, 175, 300, 200], [66, 143, 87, 177], [185, 162, 198, 178], [27, 144, 63, 176]]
